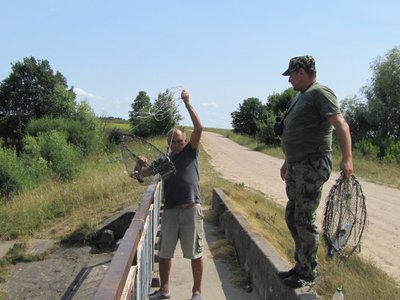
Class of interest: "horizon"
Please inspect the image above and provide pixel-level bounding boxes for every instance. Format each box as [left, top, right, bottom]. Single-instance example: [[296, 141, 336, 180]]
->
[[1, 1, 399, 129]]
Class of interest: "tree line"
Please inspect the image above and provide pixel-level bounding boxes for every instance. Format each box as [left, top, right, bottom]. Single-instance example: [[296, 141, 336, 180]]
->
[[1, 48, 399, 197], [0, 57, 184, 198], [231, 47, 400, 163]]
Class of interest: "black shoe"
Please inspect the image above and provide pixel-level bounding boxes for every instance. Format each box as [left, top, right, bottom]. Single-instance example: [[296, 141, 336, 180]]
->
[[278, 267, 297, 279], [283, 274, 315, 289]]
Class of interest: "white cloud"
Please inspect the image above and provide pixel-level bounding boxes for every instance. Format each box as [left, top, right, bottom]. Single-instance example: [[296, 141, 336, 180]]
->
[[73, 87, 103, 100], [202, 102, 218, 108]]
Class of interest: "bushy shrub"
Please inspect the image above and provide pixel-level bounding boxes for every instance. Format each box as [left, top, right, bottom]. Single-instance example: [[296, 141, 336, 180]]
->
[[27, 118, 101, 156], [256, 113, 280, 145], [106, 128, 123, 152], [20, 136, 52, 183], [132, 117, 153, 137], [0, 147, 27, 198], [382, 139, 400, 163], [27, 104, 101, 156], [72, 101, 102, 154], [354, 139, 379, 158], [38, 131, 81, 181]]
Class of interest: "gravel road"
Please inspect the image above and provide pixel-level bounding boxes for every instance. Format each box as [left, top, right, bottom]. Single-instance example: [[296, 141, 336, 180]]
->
[[201, 131, 400, 282]]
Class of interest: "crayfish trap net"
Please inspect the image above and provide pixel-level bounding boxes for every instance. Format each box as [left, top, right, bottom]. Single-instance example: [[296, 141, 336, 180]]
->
[[323, 172, 367, 259]]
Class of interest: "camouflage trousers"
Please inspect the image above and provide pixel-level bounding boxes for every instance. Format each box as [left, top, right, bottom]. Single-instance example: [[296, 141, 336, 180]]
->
[[285, 154, 332, 279]]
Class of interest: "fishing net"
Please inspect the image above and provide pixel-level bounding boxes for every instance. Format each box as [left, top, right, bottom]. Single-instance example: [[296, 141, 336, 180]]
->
[[323, 172, 367, 259], [137, 86, 184, 122], [119, 134, 175, 184]]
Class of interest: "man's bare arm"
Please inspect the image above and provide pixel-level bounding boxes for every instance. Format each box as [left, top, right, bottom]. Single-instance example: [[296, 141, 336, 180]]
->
[[181, 90, 204, 150], [327, 113, 353, 178]]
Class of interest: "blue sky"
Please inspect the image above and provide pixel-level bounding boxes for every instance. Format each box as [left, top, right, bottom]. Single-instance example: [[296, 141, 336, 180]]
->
[[1, 1, 399, 129]]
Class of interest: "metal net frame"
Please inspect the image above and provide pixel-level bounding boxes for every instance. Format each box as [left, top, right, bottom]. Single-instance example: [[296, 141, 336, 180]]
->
[[119, 134, 175, 184], [323, 172, 367, 259]]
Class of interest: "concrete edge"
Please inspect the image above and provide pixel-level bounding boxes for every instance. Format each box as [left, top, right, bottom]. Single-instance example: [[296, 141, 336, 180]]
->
[[212, 188, 319, 300]]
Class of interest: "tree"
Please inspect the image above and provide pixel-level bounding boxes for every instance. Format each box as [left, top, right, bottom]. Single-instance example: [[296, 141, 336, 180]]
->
[[362, 47, 400, 141], [252, 89, 296, 145], [265, 88, 296, 116], [255, 110, 280, 145], [0, 57, 76, 149], [231, 97, 264, 135], [150, 89, 182, 136], [340, 96, 372, 143], [129, 91, 153, 137]]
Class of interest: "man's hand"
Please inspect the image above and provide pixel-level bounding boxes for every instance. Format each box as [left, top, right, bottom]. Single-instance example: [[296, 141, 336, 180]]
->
[[137, 155, 149, 168], [130, 156, 148, 183], [340, 159, 353, 178], [181, 89, 190, 105]]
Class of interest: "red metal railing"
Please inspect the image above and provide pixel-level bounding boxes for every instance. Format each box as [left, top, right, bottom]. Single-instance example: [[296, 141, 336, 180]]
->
[[93, 178, 162, 300]]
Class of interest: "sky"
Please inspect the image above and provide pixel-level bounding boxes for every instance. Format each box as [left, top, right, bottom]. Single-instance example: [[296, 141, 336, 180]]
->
[[1, 1, 399, 129]]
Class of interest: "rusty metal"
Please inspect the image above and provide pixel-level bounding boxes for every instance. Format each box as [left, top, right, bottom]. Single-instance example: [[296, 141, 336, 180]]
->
[[93, 179, 160, 300]]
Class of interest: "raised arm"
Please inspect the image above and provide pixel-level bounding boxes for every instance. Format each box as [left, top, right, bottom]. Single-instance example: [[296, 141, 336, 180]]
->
[[327, 113, 353, 178], [181, 89, 204, 150]]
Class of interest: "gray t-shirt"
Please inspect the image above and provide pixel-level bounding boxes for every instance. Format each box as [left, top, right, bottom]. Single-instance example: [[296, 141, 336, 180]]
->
[[281, 82, 340, 163], [163, 142, 201, 209]]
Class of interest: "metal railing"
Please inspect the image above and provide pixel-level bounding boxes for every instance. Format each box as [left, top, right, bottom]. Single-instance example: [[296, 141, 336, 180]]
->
[[93, 177, 162, 300]]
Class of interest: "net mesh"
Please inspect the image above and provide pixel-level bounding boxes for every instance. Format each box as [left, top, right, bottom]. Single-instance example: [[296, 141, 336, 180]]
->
[[119, 134, 175, 184], [323, 172, 367, 259], [137, 86, 184, 122]]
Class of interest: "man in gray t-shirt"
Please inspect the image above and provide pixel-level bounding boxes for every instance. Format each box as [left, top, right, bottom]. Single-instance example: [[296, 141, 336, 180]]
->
[[136, 90, 204, 300], [278, 56, 353, 289], [163, 141, 201, 209]]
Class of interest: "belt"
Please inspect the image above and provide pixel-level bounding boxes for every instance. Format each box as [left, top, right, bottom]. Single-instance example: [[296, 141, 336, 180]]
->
[[175, 203, 197, 209]]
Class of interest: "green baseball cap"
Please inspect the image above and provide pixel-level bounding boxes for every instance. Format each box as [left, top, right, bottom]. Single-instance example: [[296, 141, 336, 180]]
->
[[282, 55, 316, 76]]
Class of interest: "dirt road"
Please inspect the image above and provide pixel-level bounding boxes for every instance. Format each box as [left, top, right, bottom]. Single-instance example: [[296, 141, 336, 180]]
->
[[201, 131, 400, 282]]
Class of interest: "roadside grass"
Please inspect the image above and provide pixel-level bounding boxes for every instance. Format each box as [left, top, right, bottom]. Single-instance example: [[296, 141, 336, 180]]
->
[[206, 128, 400, 189], [197, 139, 400, 299], [0, 152, 145, 241]]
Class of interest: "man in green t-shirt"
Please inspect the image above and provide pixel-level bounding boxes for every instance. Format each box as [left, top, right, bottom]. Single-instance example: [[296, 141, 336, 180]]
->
[[278, 56, 353, 288]]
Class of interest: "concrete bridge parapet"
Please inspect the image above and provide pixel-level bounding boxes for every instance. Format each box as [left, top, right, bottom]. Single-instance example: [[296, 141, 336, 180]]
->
[[212, 188, 319, 300]]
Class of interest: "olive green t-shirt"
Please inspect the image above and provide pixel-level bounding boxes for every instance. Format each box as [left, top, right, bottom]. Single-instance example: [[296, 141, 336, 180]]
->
[[281, 82, 340, 163]]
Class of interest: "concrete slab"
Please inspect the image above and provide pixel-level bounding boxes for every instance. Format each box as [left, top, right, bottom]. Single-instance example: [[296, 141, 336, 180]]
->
[[3, 244, 114, 300], [70, 260, 111, 300], [26, 239, 58, 256], [0, 241, 16, 259], [149, 221, 261, 300]]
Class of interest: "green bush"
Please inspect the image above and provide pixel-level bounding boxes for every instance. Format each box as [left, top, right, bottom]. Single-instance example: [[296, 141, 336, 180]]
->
[[256, 113, 280, 145], [27, 117, 101, 156], [382, 139, 400, 163], [132, 117, 153, 137], [72, 102, 102, 154], [20, 136, 52, 183], [354, 139, 379, 158], [0, 147, 28, 198], [106, 128, 123, 152], [38, 131, 81, 181]]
